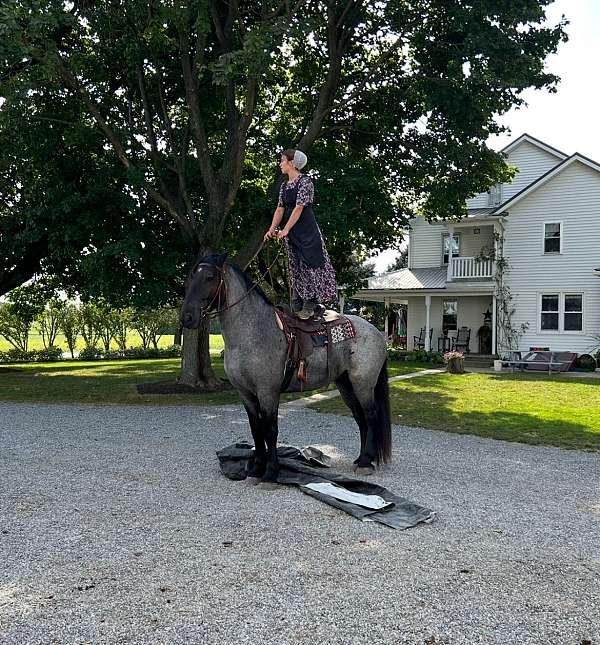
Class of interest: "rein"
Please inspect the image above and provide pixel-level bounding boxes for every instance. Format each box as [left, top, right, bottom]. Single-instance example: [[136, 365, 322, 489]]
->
[[198, 243, 284, 320]]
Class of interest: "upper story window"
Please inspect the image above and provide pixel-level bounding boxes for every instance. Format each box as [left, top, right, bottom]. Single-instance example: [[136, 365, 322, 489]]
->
[[543, 222, 562, 254], [442, 234, 460, 265], [487, 183, 503, 206]]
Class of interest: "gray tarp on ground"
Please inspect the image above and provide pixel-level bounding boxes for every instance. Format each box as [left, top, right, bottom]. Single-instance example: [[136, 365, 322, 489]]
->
[[217, 442, 436, 530]]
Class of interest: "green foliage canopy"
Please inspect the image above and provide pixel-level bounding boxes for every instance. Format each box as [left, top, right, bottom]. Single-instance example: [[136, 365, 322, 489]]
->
[[0, 0, 567, 307]]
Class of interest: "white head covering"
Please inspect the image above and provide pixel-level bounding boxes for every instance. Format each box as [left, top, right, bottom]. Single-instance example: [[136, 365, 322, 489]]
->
[[293, 149, 307, 170]]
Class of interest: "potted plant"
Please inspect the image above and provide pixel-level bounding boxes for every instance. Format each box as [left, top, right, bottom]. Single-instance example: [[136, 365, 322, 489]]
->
[[444, 350, 465, 374]]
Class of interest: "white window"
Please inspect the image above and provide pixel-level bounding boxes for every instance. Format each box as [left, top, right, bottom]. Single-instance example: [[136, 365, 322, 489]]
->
[[543, 222, 562, 254], [539, 293, 583, 332], [442, 234, 460, 265], [487, 183, 502, 206], [540, 294, 559, 331], [564, 294, 583, 331], [442, 300, 458, 333]]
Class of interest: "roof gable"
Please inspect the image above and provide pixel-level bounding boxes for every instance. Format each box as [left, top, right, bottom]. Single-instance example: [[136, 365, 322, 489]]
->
[[493, 153, 600, 213], [500, 133, 568, 161]]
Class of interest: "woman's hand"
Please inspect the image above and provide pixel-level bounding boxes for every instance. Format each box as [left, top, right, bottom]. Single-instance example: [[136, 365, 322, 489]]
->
[[263, 226, 276, 242], [276, 228, 289, 240]]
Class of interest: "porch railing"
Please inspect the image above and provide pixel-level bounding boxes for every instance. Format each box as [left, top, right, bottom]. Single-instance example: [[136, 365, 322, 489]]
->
[[448, 256, 494, 280]]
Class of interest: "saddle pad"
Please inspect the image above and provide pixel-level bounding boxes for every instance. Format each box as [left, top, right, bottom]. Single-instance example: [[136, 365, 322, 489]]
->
[[330, 319, 356, 344]]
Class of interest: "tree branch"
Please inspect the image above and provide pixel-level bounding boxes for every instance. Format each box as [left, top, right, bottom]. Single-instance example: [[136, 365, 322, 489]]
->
[[178, 26, 217, 202], [53, 50, 197, 244]]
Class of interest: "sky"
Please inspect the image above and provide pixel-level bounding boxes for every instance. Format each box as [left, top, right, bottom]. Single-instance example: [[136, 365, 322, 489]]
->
[[373, 0, 600, 273]]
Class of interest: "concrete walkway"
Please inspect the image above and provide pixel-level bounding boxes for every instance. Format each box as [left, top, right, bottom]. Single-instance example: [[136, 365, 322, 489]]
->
[[281, 368, 445, 408]]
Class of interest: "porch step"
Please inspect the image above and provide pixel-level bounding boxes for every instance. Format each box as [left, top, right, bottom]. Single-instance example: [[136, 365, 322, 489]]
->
[[464, 354, 494, 368]]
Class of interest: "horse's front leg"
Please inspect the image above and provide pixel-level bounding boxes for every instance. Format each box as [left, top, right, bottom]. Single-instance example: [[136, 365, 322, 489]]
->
[[240, 396, 267, 479], [258, 395, 280, 484]]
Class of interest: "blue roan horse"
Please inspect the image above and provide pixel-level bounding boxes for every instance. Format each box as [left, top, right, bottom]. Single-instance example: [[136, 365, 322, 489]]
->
[[181, 254, 392, 483]]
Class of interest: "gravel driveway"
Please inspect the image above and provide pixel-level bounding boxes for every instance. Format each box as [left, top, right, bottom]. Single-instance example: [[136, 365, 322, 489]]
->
[[1, 402, 598, 645]]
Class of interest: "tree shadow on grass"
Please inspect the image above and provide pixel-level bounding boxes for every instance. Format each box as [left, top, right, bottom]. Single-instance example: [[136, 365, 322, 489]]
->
[[0, 358, 238, 405], [386, 381, 600, 451], [312, 374, 600, 451]]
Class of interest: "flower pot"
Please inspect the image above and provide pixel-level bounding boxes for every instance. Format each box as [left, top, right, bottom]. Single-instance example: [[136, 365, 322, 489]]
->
[[446, 357, 465, 374]]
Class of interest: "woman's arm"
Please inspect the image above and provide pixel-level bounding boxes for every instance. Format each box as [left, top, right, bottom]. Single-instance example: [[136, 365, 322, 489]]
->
[[277, 204, 304, 238], [264, 206, 284, 241]]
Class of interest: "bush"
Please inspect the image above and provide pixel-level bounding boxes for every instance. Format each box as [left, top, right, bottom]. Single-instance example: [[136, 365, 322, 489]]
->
[[404, 349, 444, 365], [79, 345, 103, 361], [34, 346, 64, 362], [0, 346, 63, 363], [80, 344, 182, 361], [0, 343, 182, 363], [386, 346, 404, 361]]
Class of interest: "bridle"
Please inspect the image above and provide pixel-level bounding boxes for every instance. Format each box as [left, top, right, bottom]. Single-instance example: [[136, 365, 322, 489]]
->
[[191, 243, 284, 320]]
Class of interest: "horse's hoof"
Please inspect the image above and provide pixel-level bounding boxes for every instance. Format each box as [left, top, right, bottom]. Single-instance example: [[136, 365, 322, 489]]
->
[[257, 481, 279, 491], [246, 461, 266, 479], [354, 465, 375, 477]]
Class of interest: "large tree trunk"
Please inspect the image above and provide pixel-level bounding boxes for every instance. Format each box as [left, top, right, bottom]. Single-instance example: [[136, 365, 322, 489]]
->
[[178, 320, 222, 389]]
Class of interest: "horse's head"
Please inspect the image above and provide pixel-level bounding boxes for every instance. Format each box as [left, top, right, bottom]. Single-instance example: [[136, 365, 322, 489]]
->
[[181, 253, 227, 329]]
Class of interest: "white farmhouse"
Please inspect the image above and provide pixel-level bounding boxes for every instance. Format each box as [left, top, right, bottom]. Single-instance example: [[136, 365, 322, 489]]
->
[[356, 134, 600, 358]]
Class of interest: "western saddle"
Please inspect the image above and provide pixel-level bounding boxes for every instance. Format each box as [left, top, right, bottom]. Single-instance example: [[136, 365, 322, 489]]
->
[[274, 305, 354, 388]]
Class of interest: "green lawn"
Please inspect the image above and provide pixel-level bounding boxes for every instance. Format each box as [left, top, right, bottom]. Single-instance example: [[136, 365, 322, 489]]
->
[[3, 357, 595, 451], [0, 332, 225, 354], [0, 358, 428, 407], [0, 358, 242, 406], [309, 371, 600, 451]]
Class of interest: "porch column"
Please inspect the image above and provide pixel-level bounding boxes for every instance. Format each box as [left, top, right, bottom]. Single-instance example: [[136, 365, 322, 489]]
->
[[425, 295, 431, 351], [492, 294, 497, 355], [384, 297, 390, 338], [339, 293, 345, 314], [493, 220, 504, 276], [446, 224, 455, 282]]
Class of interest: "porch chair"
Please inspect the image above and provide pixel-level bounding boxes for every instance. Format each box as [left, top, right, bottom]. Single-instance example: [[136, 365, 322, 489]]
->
[[452, 326, 471, 354], [413, 327, 433, 350]]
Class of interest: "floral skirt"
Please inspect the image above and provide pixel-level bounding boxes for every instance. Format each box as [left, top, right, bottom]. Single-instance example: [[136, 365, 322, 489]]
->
[[286, 237, 337, 304]]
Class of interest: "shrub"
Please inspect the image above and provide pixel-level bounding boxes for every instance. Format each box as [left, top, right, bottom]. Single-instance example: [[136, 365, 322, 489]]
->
[[79, 345, 102, 361], [0, 346, 63, 363], [405, 349, 444, 365], [34, 346, 64, 362]]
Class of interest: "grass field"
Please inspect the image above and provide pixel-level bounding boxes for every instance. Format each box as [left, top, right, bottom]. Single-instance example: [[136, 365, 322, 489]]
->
[[0, 332, 225, 354], [0, 359, 427, 406], [1, 355, 597, 451], [309, 371, 600, 451]]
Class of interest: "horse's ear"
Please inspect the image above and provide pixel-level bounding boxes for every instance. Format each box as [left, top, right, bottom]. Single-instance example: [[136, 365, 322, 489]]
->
[[216, 253, 228, 268]]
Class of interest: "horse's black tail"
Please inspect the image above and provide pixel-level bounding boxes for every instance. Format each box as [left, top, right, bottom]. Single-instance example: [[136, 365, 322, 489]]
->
[[374, 359, 392, 465]]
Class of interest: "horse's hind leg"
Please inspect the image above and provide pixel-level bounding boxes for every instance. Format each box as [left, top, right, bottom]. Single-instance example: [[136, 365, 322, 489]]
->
[[335, 372, 368, 465], [344, 377, 383, 475], [239, 392, 267, 479]]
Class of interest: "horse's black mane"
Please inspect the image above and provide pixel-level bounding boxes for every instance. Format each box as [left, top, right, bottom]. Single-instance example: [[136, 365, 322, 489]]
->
[[199, 254, 273, 306]]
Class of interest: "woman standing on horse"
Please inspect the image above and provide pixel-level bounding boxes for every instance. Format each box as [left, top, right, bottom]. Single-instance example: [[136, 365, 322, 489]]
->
[[264, 148, 337, 319]]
